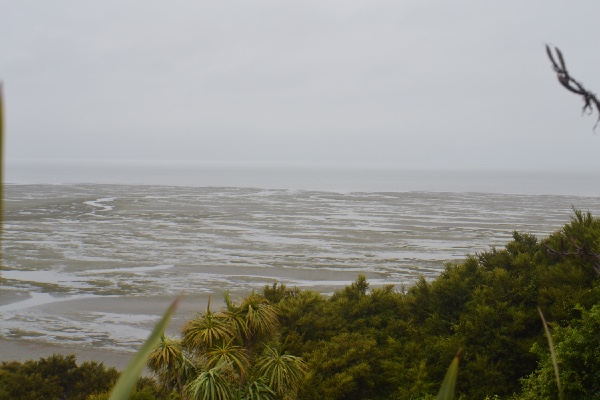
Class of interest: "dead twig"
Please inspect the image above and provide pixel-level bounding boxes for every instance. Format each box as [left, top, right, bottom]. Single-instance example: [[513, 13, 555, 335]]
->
[[546, 45, 600, 130], [544, 242, 600, 276]]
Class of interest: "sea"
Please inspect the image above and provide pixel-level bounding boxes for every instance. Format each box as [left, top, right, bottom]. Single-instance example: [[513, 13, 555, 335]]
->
[[2, 159, 600, 352]]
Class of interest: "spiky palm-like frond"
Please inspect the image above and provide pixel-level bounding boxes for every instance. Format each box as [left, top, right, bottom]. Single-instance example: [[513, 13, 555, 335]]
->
[[148, 335, 196, 395], [206, 341, 250, 377], [242, 378, 276, 400], [148, 334, 184, 375], [182, 309, 234, 352], [186, 363, 233, 400], [255, 346, 307, 398], [222, 291, 250, 341], [240, 292, 278, 338]]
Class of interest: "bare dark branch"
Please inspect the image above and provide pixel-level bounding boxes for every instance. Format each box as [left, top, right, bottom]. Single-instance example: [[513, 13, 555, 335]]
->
[[544, 242, 600, 276], [546, 44, 600, 130]]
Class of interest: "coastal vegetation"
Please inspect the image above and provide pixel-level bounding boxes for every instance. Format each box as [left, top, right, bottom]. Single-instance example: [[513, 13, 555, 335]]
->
[[0, 354, 159, 400], [2, 210, 600, 399], [146, 292, 307, 399]]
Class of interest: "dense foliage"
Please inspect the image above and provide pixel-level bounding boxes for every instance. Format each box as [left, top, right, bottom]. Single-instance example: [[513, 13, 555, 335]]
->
[[0, 354, 166, 400], [0, 354, 117, 400], [4, 211, 600, 399], [518, 304, 600, 399], [146, 292, 307, 400], [264, 210, 600, 399]]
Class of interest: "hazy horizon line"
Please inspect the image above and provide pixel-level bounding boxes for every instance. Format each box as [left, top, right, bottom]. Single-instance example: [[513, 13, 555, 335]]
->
[[6, 157, 599, 173]]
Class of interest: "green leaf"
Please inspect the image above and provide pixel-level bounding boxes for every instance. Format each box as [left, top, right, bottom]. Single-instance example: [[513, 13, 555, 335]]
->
[[436, 348, 461, 400], [186, 362, 233, 400], [108, 298, 179, 400], [538, 307, 562, 400]]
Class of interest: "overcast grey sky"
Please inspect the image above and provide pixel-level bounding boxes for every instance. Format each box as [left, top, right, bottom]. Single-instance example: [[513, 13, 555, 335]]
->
[[2, 1, 600, 169]]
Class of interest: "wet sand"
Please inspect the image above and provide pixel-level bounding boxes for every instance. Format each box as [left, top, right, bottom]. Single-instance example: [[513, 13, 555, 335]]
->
[[0, 292, 214, 370], [0, 337, 134, 370], [0, 279, 356, 371]]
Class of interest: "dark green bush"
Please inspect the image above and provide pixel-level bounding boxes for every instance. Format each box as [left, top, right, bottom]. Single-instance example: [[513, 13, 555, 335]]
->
[[269, 211, 600, 399], [0, 354, 119, 400]]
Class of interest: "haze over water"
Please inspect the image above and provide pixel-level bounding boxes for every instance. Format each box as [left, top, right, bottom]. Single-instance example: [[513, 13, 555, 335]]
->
[[2, 160, 600, 352], [6, 159, 600, 196]]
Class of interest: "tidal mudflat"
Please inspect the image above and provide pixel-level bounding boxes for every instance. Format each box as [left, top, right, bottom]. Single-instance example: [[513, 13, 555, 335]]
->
[[3, 183, 600, 359]]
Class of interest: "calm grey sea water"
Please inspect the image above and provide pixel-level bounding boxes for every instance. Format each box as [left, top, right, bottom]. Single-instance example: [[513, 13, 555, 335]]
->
[[6, 159, 600, 196], [2, 161, 600, 351]]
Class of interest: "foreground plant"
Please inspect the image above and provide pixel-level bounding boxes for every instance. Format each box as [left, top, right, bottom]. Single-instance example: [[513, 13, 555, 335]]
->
[[150, 292, 307, 399], [255, 346, 308, 398], [148, 333, 195, 397], [436, 349, 461, 400], [186, 362, 233, 400], [108, 299, 179, 400]]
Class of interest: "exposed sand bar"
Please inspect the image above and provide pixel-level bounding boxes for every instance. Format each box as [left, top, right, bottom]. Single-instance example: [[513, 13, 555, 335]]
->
[[0, 278, 355, 371], [0, 337, 134, 370], [0, 292, 216, 370]]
